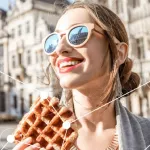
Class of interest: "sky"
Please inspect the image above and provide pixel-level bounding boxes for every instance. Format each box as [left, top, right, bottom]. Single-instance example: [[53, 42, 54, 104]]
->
[[0, 0, 8, 10], [0, 0, 74, 11], [0, 0, 15, 10]]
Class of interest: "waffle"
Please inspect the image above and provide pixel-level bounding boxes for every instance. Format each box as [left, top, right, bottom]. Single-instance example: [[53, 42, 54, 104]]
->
[[14, 96, 78, 150]]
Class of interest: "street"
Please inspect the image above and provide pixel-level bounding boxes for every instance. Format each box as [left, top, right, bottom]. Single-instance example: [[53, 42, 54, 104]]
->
[[0, 122, 17, 150]]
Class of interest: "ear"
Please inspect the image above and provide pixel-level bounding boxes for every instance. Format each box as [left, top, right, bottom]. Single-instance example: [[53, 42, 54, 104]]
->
[[116, 42, 128, 68]]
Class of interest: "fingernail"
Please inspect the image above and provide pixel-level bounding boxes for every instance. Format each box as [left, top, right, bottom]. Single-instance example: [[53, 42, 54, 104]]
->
[[40, 148, 46, 150], [24, 137, 32, 143], [46, 144, 53, 149], [33, 143, 40, 148]]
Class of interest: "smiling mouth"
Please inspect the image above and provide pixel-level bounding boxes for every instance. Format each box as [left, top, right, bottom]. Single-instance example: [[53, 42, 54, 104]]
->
[[59, 60, 83, 69], [58, 60, 83, 73]]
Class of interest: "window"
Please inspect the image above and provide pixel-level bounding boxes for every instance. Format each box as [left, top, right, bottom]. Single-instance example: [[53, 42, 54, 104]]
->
[[116, 0, 123, 13], [148, 39, 150, 50], [0, 92, 5, 112], [49, 25, 55, 32], [21, 97, 24, 116], [133, 0, 140, 8], [9, 77, 16, 86], [39, 32, 42, 42], [0, 45, 3, 56], [29, 94, 32, 107], [13, 95, 17, 109], [18, 53, 22, 65], [26, 21, 30, 33], [0, 74, 3, 86], [11, 28, 15, 38], [18, 25, 22, 36], [12, 55, 16, 68], [136, 38, 144, 59], [28, 76, 32, 82], [0, 62, 4, 86], [20, 0, 26, 2], [0, 63, 3, 70], [36, 52, 39, 63], [27, 50, 31, 65]]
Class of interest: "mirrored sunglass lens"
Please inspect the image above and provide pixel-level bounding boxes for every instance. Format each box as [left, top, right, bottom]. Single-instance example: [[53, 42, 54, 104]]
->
[[44, 34, 59, 54], [68, 26, 88, 45]]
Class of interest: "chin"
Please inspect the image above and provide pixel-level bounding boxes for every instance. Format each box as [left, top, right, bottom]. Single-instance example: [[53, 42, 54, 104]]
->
[[59, 78, 83, 90], [60, 81, 76, 89]]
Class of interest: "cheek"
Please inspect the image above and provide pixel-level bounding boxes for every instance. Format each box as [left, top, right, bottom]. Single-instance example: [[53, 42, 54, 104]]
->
[[86, 41, 107, 65], [87, 35, 108, 54], [48, 57, 59, 76], [49, 56, 56, 67], [85, 39, 110, 75]]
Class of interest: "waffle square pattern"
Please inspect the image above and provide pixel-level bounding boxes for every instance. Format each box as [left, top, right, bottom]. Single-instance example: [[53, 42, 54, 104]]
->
[[14, 96, 78, 150]]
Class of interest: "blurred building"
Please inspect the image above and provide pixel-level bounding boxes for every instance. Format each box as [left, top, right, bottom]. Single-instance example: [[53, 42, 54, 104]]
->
[[0, 0, 69, 119], [0, 0, 150, 119], [126, 0, 150, 117], [0, 8, 7, 115]]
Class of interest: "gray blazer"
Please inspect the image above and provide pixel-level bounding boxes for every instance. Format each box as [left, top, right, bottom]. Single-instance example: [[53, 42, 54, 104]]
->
[[116, 100, 150, 150]]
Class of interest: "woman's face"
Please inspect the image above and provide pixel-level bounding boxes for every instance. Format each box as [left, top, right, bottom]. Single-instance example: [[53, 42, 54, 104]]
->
[[49, 8, 111, 90]]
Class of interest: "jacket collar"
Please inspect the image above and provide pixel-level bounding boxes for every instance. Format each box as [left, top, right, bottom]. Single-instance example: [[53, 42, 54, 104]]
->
[[115, 100, 146, 150]]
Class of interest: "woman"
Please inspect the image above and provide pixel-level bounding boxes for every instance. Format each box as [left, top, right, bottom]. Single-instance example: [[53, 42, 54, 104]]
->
[[13, 1, 150, 150]]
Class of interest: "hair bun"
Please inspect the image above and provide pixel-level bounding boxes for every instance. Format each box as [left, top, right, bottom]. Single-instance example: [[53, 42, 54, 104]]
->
[[122, 72, 140, 96], [119, 58, 140, 96]]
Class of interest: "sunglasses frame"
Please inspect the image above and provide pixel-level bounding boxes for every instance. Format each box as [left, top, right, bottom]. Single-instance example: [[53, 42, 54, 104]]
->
[[42, 23, 104, 55]]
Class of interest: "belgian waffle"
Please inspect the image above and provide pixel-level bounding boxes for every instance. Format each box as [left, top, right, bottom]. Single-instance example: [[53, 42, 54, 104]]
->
[[14, 96, 78, 150]]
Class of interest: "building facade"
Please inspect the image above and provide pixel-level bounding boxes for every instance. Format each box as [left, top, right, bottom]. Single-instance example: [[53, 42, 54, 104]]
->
[[0, 8, 7, 115], [0, 0, 69, 119], [0, 0, 150, 119]]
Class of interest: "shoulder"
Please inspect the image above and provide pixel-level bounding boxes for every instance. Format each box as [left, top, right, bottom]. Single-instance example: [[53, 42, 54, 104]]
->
[[116, 100, 150, 148], [124, 106, 150, 127], [131, 113, 150, 134], [133, 114, 150, 124], [116, 100, 150, 126], [121, 103, 150, 128], [124, 106, 150, 143]]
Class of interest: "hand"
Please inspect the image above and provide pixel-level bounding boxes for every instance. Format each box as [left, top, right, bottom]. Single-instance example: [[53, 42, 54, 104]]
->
[[12, 137, 42, 150]]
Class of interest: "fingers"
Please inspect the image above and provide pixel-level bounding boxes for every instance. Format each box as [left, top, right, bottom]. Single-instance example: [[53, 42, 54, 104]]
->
[[13, 137, 41, 150], [46, 143, 53, 150], [40, 148, 46, 150], [24, 143, 40, 150], [13, 137, 32, 150]]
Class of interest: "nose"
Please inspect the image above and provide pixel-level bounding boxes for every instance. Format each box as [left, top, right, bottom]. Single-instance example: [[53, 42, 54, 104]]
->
[[55, 35, 73, 55]]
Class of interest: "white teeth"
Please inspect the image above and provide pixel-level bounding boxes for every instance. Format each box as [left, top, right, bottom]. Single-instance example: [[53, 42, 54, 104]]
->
[[59, 61, 81, 68]]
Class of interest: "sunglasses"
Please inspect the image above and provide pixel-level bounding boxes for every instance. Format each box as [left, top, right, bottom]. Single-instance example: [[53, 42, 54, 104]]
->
[[42, 23, 104, 55]]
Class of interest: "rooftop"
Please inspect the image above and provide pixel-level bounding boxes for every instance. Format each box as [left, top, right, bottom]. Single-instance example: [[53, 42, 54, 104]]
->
[[34, 0, 70, 6]]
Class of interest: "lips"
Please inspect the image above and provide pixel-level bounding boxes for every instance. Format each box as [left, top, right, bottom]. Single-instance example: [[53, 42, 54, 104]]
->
[[59, 61, 83, 73], [57, 57, 84, 68]]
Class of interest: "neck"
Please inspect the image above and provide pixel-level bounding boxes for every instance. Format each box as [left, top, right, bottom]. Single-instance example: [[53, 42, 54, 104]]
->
[[72, 82, 116, 132]]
